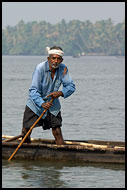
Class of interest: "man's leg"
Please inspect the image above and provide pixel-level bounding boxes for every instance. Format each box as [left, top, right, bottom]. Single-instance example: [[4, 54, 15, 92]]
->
[[21, 127, 31, 143], [52, 127, 64, 145], [21, 106, 38, 143]]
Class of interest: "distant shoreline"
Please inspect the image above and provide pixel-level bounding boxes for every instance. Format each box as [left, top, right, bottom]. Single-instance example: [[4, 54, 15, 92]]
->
[[2, 54, 125, 56]]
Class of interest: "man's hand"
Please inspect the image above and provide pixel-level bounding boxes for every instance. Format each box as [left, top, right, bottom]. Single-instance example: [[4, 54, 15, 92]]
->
[[42, 91, 63, 109], [47, 91, 63, 99], [42, 101, 53, 109]]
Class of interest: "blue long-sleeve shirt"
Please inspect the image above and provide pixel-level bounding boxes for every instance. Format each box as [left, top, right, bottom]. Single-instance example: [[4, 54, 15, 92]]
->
[[26, 60, 75, 118]]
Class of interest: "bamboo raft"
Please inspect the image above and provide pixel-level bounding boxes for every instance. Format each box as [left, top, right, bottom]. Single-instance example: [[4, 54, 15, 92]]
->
[[2, 135, 125, 164]]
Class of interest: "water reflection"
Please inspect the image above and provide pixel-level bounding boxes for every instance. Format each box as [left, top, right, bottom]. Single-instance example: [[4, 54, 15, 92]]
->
[[3, 159, 65, 188], [2, 158, 125, 188], [3, 159, 125, 170]]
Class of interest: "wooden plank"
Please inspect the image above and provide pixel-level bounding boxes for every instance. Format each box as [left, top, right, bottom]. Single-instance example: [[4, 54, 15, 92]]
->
[[2, 135, 125, 152]]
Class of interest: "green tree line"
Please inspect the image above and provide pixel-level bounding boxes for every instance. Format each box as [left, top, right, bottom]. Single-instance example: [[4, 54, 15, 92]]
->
[[2, 19, 125, 56]]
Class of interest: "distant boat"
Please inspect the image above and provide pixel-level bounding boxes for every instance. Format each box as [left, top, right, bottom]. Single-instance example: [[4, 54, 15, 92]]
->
[[116, 56, 124, 58], [73, 54, 80, 58]]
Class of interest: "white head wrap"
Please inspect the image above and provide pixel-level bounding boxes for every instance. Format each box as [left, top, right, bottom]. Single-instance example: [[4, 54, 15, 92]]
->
[[46, 47, 64, 57]]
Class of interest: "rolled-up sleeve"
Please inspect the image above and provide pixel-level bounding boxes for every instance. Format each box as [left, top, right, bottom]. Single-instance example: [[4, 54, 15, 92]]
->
[[61, 69, 75, 98], [29, 67, 45, 107]]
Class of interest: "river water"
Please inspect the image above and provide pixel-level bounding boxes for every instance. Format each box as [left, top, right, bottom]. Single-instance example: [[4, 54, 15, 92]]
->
[[2, 55, 125, 188]]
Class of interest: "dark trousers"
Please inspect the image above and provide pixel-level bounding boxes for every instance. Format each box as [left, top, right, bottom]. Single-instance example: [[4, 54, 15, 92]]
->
[[21, 106, 62, 142]]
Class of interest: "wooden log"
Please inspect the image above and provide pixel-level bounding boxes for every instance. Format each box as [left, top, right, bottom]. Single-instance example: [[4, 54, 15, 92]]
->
[[2, 135, 125, 152], [114, 146, 125, 152], [2, 135, 23, 142], [2, 135, 35, 142], [2, 135, 107, 149], [64, 140, 108, 150]]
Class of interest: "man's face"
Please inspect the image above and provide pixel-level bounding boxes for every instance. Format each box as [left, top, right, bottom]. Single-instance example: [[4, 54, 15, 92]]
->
[[48, 54, 63, 69]]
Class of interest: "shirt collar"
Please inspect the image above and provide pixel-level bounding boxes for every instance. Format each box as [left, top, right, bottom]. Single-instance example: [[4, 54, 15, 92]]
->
[[45, 61, 50, 72]]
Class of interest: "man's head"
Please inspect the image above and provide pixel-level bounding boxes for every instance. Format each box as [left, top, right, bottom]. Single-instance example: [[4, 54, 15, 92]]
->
[[47, 46, 64, 69]]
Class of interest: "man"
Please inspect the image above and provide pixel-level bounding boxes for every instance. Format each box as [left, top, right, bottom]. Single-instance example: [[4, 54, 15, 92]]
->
[[21, 46, 75, 145]]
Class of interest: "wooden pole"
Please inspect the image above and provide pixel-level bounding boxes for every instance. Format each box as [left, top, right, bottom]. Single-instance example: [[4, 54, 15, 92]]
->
[[2, 134, 23, 142], [8, 98, 54, 161]]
